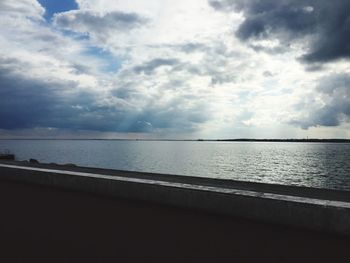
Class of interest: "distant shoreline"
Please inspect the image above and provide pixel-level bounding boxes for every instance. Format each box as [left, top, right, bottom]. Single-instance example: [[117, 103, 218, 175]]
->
[[215, 138, 350, 143], [0, 138, 350, 143]]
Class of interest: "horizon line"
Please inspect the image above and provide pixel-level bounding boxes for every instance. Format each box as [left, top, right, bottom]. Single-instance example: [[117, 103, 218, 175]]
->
[[1, 138, 350, 142]]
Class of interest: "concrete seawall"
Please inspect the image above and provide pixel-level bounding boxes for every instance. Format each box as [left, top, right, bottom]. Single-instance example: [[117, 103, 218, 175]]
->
[[0, 161, 349, 237]]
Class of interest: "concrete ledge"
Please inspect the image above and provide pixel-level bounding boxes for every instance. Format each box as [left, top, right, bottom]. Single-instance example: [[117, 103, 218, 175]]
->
[[0, 163, 349, 236]]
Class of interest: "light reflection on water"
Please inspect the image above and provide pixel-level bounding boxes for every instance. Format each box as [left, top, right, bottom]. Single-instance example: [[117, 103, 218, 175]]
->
[[1, 140, 350, 191]]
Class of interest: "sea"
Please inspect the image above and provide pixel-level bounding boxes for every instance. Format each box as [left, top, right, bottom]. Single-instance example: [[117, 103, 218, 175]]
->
[[1, 140, 350, 191]]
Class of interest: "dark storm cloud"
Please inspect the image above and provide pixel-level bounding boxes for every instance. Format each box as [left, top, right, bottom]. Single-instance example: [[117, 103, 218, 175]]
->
[[290, 73, 350, 129], [0, 66, 75, 130], [314, 74, 350, 124], [0, 59, 109, 131], [0, 68, 150, 133], [209, 0, 350, 63], [0, 58, 133, 132], [0, 57, 208, 133]]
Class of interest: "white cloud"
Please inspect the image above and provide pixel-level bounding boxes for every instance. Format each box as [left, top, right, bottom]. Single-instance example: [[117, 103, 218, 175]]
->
[[0, 0, 44, 20], [0, 0, 349, 138], [53, 9, 148, 45]]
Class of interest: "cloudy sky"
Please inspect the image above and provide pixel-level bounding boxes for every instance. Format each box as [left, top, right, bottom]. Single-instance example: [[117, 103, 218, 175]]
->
[[0, 0, 349, 139]]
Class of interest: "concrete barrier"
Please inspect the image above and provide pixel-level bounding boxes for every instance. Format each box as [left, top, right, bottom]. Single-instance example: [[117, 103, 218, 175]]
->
[[0, 162, 349, 236]]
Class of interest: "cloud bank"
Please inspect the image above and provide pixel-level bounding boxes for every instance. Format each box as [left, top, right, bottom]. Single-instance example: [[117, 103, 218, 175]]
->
[[54, 9, 148, 43], [291, 74, 350, 129], [0, 0, 349, 139], [210, 0, 350, 63]]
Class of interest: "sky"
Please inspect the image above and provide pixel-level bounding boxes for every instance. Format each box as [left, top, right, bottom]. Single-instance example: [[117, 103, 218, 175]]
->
[[0, 0, 349, 139]]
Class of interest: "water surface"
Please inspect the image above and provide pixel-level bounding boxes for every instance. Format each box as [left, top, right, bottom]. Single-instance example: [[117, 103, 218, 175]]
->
[[1, 140, 350, 191]]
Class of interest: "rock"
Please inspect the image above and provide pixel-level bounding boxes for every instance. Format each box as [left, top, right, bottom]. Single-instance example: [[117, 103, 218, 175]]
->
[[29, 159, 39, 164]]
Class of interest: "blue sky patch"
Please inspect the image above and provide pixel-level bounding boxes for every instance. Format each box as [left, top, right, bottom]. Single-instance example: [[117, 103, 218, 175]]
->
[[61, 30, 90, 41], [38, 0, 78, 21], [83, 46, 123, 73]]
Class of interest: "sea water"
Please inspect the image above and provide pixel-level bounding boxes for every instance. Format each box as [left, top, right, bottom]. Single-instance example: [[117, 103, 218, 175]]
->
[[1, 140, 350, 191]]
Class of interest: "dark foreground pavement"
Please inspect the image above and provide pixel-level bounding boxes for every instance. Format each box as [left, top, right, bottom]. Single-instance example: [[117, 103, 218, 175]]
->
[[0, 179, 349, 263]]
